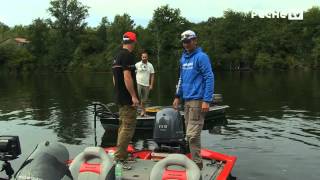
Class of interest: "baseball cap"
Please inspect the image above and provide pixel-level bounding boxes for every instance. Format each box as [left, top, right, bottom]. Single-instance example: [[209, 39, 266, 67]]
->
[[181, 30, 197, 42], [123, 31, 137, 43]]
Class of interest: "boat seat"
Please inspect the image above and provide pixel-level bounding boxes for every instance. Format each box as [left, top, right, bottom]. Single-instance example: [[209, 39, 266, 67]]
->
[[69, 147, 114, 180], [150, 154, 201, 180]]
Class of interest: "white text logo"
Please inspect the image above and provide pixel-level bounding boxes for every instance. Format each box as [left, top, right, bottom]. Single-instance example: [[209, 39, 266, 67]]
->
[[251, 10, 303, 20]]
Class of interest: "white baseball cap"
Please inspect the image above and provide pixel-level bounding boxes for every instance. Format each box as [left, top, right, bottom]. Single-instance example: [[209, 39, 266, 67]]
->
[[181, 30, 197, 42]]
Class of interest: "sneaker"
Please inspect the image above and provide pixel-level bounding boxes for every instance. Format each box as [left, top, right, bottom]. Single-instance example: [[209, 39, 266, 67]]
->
[[126, 156, 137, 163], [140, 112, 145, 117], [117, 160, 132, 170]]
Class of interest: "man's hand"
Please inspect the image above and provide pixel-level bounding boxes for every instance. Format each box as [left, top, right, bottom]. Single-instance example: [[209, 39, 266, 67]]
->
[[173, 98, 180, 110], [149, 85, 153, 90], [123, 70, 139, 107], [201, 102, 210, 112], [132, 96, 139, 107]]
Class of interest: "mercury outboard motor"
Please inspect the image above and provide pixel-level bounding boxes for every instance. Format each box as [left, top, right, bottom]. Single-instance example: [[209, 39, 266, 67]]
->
[[153, 108, 186, 152], [15, 141, 72, 180]]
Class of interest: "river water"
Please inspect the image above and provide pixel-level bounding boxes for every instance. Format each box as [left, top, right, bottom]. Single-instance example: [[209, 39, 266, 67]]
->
[[0, 71, 319, 180]]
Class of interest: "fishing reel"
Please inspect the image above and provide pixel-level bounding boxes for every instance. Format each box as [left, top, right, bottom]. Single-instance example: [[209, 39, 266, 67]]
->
[[0, 136, 21, 179]]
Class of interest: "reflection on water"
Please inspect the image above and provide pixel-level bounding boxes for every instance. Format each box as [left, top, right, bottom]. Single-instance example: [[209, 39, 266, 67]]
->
[[0, 71, 320, 180]]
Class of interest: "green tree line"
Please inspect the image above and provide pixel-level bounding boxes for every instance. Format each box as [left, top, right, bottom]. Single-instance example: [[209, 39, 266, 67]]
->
[[0, 0, 320, 73]]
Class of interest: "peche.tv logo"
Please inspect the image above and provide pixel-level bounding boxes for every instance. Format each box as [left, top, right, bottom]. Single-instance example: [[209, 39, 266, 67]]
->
[[251, 10, 304, 20]]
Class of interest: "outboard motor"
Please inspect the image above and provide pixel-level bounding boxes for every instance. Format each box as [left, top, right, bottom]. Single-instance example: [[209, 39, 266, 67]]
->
[[153, 108, 186, 152], [15, 141, 72, 180]]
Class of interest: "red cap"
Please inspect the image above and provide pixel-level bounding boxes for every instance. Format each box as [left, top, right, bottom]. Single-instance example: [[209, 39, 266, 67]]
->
[[123, 31, 137, 42]]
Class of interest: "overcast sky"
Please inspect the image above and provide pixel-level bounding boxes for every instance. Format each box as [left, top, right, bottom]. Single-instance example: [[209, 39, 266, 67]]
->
[[0, 0, 318, 27]]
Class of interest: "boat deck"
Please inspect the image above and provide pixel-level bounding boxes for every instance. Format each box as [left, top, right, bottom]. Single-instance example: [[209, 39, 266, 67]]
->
[[122, 159, 224, 180]]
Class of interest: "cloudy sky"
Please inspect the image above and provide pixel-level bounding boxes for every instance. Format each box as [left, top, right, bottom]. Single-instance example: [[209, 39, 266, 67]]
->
[[0, 0, 318, 27]]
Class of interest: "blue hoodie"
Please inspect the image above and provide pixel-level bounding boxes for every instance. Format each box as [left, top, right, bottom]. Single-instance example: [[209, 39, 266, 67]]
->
[[176, 47, 214, 102]]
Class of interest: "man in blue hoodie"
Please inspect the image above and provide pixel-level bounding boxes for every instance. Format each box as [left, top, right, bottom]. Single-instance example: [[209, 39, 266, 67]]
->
[[173, 30, 214, 169]]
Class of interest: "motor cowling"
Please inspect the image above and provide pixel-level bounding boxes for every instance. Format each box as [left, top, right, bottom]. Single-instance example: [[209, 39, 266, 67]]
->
[[153, 108, 184, 145]]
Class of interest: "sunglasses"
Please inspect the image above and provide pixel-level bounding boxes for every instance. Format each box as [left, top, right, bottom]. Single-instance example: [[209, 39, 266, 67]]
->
[[182, 39, 192, 44]]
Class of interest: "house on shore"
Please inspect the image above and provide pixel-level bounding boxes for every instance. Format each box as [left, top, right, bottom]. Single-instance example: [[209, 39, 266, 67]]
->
[[0, 37, 30, 46]]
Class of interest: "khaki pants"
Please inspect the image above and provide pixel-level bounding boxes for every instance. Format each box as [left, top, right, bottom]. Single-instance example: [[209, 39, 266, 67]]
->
[[184, 100, 205, 168], [137, 84, 150, 103], [114, 105, 137, 161]]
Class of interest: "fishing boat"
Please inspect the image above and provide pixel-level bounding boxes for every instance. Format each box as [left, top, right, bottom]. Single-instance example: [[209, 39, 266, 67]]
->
[[11, 142, 236, 180], [2, 108, 237, 180], [94, 94, 229, 130]]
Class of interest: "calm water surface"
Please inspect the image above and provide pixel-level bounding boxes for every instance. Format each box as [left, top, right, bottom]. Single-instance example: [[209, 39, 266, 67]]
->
[[0, 71, 319, 180]]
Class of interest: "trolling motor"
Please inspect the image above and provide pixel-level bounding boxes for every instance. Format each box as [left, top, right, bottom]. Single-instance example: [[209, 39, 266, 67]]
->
[[0, 136, 21, 179]]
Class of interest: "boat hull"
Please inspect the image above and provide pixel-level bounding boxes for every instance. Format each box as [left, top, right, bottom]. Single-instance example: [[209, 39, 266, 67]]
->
[[99, 105, 229, 130]]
